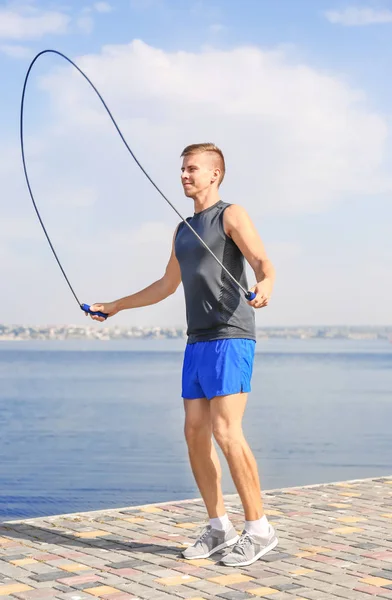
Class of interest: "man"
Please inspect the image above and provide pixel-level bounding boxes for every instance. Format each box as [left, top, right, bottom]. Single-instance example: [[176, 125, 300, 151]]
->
[[86, 143, 277, 567]]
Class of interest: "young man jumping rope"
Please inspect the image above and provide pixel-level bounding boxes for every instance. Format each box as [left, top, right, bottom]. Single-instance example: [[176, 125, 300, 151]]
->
[[86, 143, 277, 566]]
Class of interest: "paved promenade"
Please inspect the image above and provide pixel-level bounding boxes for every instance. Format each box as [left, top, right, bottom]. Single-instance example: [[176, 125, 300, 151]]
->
[[0, 476, 391, 600]]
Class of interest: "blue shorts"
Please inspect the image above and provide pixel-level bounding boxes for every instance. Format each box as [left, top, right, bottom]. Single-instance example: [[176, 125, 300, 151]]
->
[[182, 338, 256, 400]]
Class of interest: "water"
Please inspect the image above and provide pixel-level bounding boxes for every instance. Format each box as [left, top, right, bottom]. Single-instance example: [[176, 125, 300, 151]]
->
[[0, 338, 391, 521]]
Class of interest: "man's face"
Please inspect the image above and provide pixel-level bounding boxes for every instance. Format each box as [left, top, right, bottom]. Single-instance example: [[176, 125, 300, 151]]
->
[[181, 152, 218, 197]]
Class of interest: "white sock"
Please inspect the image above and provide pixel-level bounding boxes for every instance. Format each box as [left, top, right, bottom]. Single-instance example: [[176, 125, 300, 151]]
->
[[209, 513, 231, 531], [245, 515, 270, 537]]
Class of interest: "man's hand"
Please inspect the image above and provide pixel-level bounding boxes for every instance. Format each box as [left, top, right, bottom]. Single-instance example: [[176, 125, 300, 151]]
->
[[85, 301, 120, 322], [247, 279, 273, 309]]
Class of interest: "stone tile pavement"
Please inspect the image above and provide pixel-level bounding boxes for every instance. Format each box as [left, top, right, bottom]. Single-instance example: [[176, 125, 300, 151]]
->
[[0, 476, 391, 599]]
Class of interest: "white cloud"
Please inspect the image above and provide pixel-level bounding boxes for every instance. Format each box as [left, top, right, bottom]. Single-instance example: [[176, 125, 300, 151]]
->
[[38, 40, 392, 215], [93, 2, 113, 13], [3, 40, 392, 325], [0, 7, 70, 40], [325, 6, 392, 26], [0, 44, 32, 58]]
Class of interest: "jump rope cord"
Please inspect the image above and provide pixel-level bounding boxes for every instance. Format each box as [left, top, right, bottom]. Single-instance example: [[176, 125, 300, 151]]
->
[[20, 49, 253, 314]]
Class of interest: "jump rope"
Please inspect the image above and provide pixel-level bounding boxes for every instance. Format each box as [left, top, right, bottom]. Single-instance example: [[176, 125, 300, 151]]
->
[[20, 50, 257, 320]]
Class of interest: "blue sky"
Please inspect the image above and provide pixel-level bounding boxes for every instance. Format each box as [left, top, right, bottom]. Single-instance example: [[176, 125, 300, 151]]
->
[[1, 0, 391, 327]]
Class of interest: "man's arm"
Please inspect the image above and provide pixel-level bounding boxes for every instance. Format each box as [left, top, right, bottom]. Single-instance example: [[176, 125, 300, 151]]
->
[[87, 227, 182, 321], [223, 205, 275, 308]]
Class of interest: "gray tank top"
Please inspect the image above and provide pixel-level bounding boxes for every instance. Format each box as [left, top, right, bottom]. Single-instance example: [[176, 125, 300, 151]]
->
[[175, 200, 256, 344]]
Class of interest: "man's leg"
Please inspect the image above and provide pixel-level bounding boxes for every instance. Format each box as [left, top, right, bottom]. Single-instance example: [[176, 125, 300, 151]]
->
[[210, 392, 263, 521], [183, 397, 226, 518], [210, 392, 278, 566], [182, 398, 239, 559]]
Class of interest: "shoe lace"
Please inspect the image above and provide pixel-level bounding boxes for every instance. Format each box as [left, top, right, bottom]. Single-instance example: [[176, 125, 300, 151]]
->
[[236, 531, 252, 549], [197, 526, 212, 544]]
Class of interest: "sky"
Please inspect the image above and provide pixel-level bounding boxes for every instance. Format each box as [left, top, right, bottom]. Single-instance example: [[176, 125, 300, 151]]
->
[[1, 0, 391, 328]]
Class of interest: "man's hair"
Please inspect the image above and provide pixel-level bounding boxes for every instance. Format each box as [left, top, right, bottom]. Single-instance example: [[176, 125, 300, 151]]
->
[[181, 143, 226, 186]]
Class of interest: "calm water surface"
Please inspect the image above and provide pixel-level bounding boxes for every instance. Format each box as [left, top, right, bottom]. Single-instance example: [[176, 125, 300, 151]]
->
[[0, 338, 391, 521]]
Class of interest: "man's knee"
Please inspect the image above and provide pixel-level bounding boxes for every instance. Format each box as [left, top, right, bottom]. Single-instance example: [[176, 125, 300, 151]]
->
[[212, 420, 242, 453], [184, 417, 211, 448]]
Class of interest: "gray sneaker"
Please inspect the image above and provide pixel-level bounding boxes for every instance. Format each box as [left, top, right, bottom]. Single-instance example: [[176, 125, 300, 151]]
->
[[182, 524, 239, 560], [221, 526, 278, 567]]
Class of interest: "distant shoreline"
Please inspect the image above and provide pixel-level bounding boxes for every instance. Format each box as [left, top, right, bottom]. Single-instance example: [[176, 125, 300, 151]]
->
[[1, 324, 391, 342]]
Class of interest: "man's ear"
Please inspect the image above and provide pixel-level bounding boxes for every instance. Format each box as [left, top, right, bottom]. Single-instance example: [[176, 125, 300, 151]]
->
[[211, 168, 220, 183]]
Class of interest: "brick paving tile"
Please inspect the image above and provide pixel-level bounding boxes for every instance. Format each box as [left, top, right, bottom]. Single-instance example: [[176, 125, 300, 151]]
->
[[0, 476, 391, 599]]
